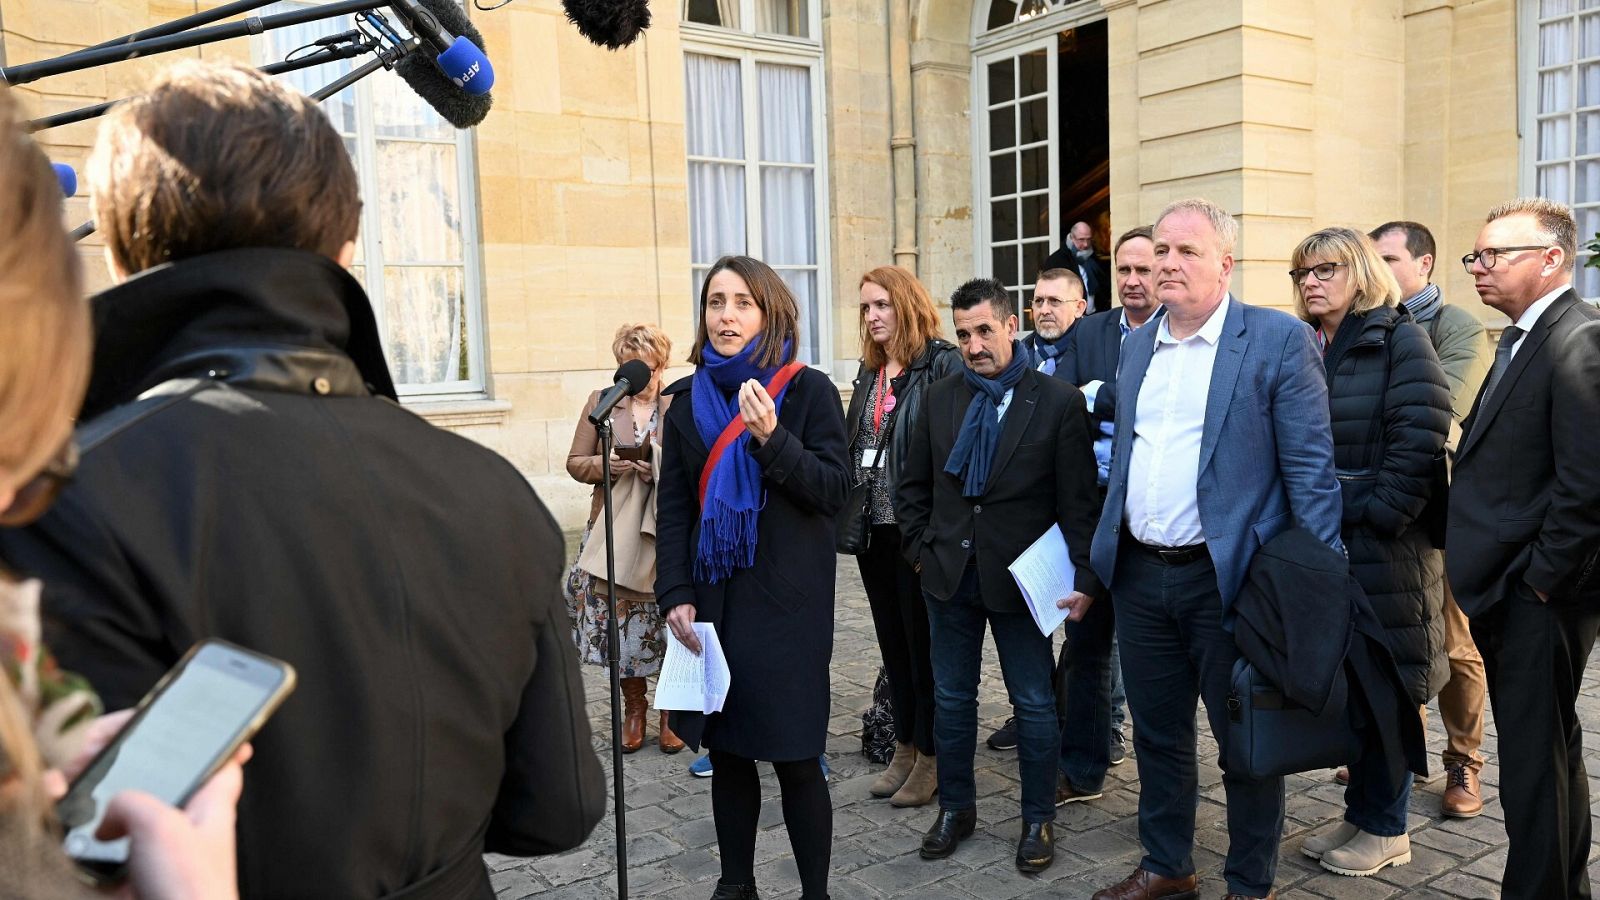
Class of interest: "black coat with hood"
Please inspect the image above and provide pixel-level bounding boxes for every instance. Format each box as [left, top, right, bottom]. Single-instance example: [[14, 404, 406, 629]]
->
[[0, 248, 606, 900], [1320, 304, 1451, 705]]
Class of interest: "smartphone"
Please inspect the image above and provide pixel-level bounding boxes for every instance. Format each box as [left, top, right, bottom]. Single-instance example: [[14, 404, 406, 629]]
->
[[56, 639, 296, 884]]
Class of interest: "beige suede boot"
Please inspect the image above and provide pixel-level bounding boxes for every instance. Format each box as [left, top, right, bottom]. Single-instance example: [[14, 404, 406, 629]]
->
[[889, 752, 938, 807], [1320, 829, 1411, 876], [869, 743, 915, 798]]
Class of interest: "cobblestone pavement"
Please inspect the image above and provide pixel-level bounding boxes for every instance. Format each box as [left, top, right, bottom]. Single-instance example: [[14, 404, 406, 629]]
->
[[490, 563, 1600, 899]]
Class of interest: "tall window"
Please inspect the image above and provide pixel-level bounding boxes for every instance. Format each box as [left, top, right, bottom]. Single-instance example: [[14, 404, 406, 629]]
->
[[1523, 0, 1600, 295], [682, 1, 828, 364], [259, 3, 485, 396]]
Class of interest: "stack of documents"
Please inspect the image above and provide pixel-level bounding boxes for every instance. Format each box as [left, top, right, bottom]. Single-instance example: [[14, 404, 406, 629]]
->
[[1007, 524, 1077, 637], [653, 623, 731, 715]]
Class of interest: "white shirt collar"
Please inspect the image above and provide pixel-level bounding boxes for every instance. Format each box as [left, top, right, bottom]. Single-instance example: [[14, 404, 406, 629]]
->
[[1513, 283, 1570, 333], [1155, 294, 1230, 346]]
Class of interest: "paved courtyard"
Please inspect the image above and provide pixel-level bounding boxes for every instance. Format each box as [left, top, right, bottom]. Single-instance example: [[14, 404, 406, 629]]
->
[[488, 563, 1600, 899]]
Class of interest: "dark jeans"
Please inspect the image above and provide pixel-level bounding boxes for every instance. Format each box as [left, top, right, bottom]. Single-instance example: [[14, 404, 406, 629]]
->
[[1113, 542, 1285, 898], [926, 564, 1057, 824], [1471, 585, 1600, 900], [1055, 578, 1115, 793], [858, 523, 936, 755], [1344, 754, 1412, 837]]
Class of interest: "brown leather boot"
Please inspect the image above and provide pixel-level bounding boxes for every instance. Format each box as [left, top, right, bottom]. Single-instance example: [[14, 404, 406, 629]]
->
[[1092, 867, 1198, 900], [620, 677, 646, 753], [1441, 763, 1483, 818], [658, 711, 686, 754]]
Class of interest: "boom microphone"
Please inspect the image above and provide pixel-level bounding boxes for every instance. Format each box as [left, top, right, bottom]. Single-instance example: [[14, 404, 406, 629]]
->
[[588, 358, 653, 425], [391, 0, 494, 128], [562, 0, 651, 50]]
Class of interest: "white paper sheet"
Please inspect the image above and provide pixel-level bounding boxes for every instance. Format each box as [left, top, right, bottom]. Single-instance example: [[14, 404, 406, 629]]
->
[[653, 623, 731, 715], [1007, 524, 1077, 637]]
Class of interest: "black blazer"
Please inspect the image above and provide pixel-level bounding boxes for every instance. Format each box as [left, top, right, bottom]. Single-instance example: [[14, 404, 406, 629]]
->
[[1447, 291, 1600, 615], [895, 366, 1105, 613], [1055, 308, 1123, 418]]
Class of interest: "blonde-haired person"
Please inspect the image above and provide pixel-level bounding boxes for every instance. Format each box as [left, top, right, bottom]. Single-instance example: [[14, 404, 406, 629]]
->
[[846, 266, 959, 807], [1290, 227, 1451, 878], [564, 322, 684, 754], [0, 83, 246, 900]]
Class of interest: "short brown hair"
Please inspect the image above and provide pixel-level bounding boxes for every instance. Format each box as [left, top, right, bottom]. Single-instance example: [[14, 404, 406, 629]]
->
[[690, 256, 799, 368], [1034, 267, 1085, 298], [0, 87, 90, 488], [612, 323, 673, 369], [1114, 225, 1154, 255], [88, 60, 361, 275], [1290, 227, 1402, 322], [859, 266, 945, 371], [1486, 197, 1578, 271]]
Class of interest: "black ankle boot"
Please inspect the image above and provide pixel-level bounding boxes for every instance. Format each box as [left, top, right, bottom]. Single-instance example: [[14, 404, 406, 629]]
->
[[709, 882, 759, 900]]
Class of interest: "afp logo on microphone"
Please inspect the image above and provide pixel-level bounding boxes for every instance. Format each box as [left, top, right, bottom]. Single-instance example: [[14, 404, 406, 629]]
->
[[451, 60, 481, 89]]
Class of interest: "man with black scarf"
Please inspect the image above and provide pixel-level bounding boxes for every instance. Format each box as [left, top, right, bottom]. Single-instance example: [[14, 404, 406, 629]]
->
[[0, 61, 605, 899]]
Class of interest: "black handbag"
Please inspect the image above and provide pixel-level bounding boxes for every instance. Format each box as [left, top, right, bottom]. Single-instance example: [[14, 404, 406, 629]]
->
[[835, 379, 901, 555], [1225, 658, 1361, 778]]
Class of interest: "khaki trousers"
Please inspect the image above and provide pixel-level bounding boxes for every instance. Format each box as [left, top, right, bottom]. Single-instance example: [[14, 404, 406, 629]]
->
[[1433, 574, 1487, 771]]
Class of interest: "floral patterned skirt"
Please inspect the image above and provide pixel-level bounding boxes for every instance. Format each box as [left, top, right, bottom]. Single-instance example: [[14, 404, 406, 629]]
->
[[563, 526, 666, 677]]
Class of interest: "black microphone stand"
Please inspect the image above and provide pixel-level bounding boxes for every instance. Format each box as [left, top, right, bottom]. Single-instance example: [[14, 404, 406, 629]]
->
[[594, 415, 631, 899]]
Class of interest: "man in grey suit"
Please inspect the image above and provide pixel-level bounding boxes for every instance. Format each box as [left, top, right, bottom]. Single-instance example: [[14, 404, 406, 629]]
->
[[1088, 199, 1343, 900]]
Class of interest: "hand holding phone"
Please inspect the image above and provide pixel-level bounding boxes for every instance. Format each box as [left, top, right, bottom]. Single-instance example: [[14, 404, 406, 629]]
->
[[57, 640, 295, 885]]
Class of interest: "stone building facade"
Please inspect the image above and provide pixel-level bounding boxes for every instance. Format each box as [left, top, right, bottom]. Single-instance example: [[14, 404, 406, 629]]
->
[[0, 0, 1557, 529]]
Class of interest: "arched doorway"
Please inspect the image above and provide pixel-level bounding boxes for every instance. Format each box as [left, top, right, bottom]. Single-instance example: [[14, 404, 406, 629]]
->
[[971, 0, 1110, 319]]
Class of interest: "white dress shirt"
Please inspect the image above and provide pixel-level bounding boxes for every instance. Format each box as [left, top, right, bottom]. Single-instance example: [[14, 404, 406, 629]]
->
[[1509, 284, 1569, 360], [1124, 295, 1231, 547]]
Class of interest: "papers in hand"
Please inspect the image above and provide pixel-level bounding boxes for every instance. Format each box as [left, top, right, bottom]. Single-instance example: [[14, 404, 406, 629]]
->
[[1008, 524, 1077, 637], [653, 623, 731, 715]]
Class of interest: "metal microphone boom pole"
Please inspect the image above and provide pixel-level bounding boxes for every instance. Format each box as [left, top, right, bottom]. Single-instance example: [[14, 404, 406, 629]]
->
[[0, 0, 388, 86], [595, 414, 631, 899]]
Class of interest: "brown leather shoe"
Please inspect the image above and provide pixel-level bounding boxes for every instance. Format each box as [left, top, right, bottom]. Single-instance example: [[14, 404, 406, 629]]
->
[[1091, 867, 1198, 900], [1441, 763, 1483, 818], [658, 711, 686, 753], [1334, 766, 1349, 785], [620, 677, 646, 753]]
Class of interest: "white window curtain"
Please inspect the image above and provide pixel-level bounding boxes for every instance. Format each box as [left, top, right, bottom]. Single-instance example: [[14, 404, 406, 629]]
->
[[263, 3, 476, 389], [758, 63, 819, 363], [686, 54, 747, 304], [1533, 1, 1600, 295]]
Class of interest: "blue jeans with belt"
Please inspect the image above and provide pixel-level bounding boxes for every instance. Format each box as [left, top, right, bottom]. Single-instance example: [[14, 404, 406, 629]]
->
[[925, 563, 1058, 824], [1113, 540, 1286, 898]]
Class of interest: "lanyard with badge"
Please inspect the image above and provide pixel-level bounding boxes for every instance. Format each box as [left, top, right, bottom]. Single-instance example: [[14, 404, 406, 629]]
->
[[860, 367, 901, 471]]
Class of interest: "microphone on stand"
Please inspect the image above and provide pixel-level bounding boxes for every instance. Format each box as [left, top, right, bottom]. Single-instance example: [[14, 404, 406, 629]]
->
[[589, 358, 652, 426]]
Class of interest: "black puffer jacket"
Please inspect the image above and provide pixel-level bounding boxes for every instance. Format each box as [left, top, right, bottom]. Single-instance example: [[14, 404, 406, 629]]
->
[[844, 338, 962, 497], [1321, 305, 1451, 705]]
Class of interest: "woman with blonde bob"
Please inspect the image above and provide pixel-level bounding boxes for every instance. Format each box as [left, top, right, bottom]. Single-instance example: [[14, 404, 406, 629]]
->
[[845, 266, 959, 808], [564, 322, 684, 754], [0, 84, 245, 899], [1290, 227, 1451, 879]]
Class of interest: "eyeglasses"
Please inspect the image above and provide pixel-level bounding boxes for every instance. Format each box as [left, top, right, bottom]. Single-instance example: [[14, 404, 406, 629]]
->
[[0, 439, 78, 527], [1289, 262, 1347, 285], [1460, 246, 1551, 273]]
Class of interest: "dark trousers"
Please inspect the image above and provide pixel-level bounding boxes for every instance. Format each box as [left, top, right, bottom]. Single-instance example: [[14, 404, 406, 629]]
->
[[1344, 755, 1412, 836], [926, 564, 1058, 824], [858, 523, 936, 755], [1113, 543, 1285, 898], [1470, 585, 1600, 900], [1055, 578, 1115, 793]]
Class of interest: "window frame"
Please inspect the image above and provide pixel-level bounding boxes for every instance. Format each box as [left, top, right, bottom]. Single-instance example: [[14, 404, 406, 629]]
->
[[252, 10, 490, 399], [1518, 0, 1600, 285], [682, 23, 833, 368], [682, 0, 823, 43]]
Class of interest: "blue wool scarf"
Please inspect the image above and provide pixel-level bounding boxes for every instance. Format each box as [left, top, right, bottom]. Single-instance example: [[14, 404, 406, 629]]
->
[[944, 341, 1029, 498], [691, 338, 795, 583], [1030, 333, 1065, 375]]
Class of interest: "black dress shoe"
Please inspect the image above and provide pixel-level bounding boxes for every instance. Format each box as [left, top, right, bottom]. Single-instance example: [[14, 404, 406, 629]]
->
[[918, 807, 977, 859], [708, 882, 759, 899], [1015, 821, 1054, 873]]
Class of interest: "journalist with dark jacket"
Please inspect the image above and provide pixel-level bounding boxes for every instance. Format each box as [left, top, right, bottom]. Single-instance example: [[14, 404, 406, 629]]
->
[[0, 63, 605, 900], [1447, 200, 1600, 900]]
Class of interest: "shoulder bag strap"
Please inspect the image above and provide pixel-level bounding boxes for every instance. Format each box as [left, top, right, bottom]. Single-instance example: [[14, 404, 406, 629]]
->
[[698, 361, 807, 506]]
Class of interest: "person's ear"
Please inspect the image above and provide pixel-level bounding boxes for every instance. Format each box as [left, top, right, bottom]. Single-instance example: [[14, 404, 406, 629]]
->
[[1418, 253, 1435, 281], [336, 240, 357, 269]]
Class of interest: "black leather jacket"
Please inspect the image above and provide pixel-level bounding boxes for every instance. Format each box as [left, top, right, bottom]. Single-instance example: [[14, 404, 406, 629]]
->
[[844, 338, 962, 496]]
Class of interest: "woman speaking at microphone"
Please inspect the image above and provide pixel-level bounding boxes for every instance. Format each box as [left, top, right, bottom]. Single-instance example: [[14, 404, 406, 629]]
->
[[655, 255, 848, 900]]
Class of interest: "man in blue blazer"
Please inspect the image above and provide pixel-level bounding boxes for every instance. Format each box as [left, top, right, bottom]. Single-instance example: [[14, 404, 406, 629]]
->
[[1088, 199, 1343, 900]]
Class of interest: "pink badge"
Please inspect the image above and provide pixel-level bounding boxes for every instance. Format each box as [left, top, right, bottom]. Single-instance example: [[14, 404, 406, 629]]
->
[[883, 393, 897, 413]]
